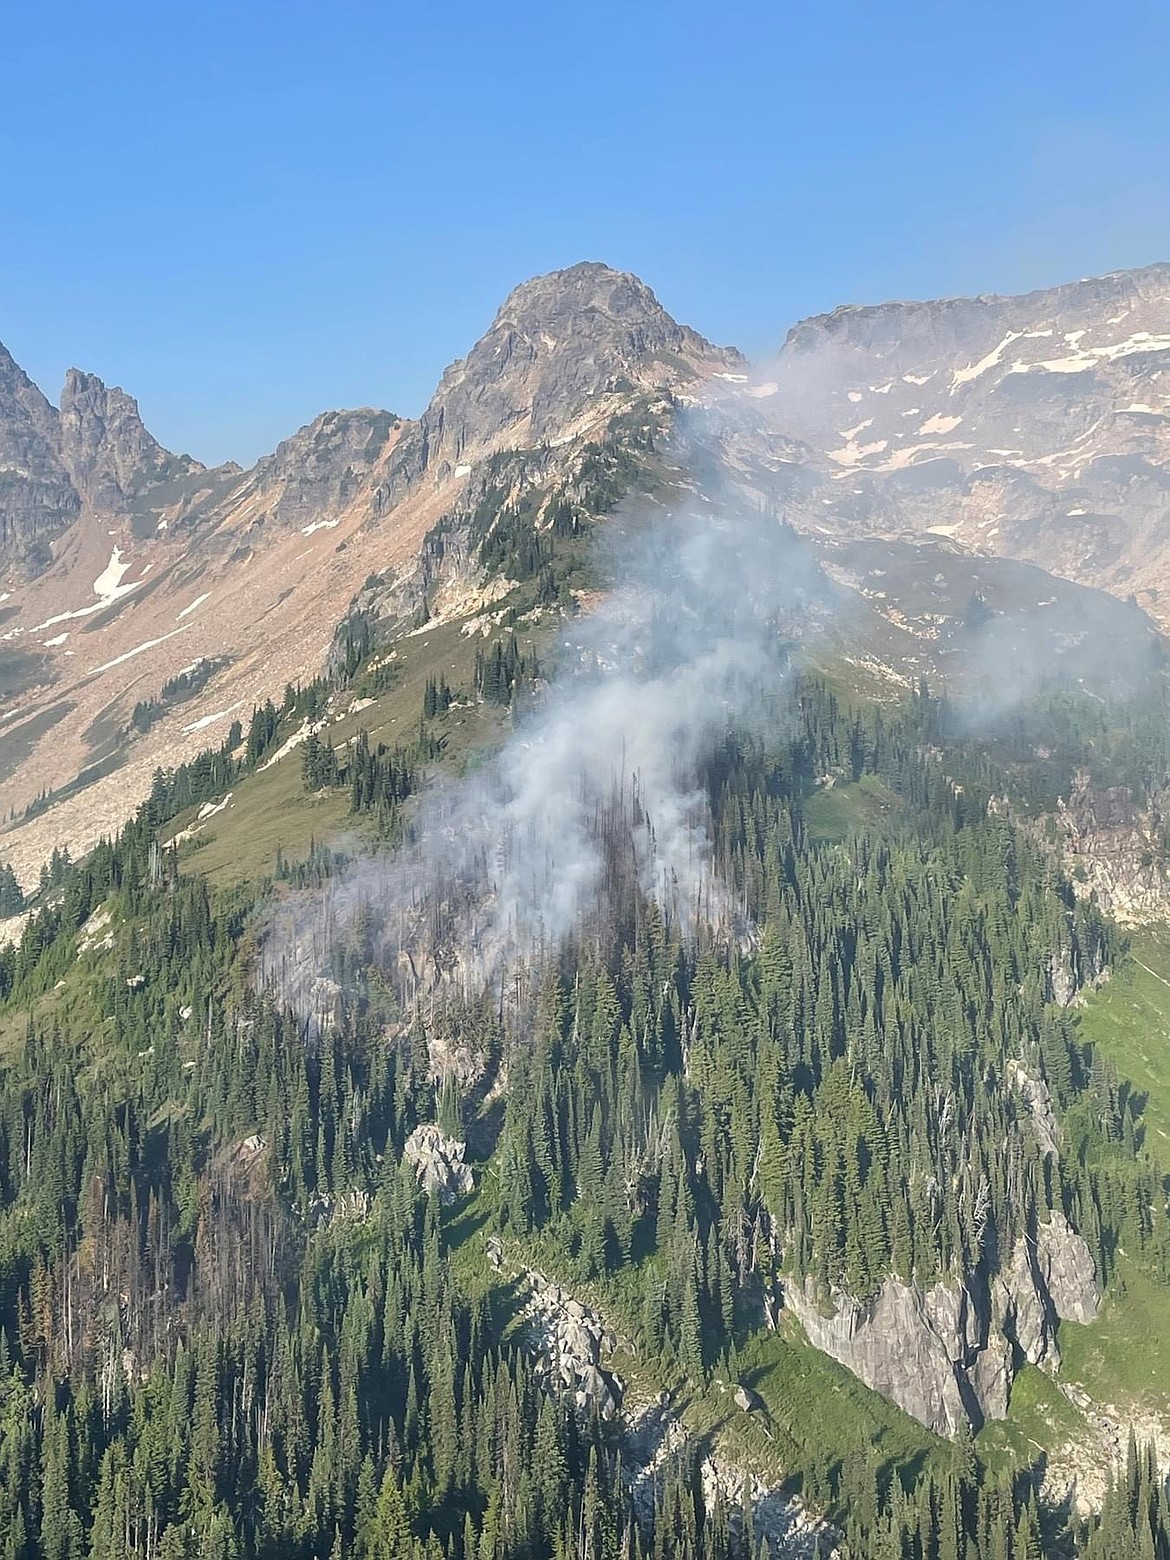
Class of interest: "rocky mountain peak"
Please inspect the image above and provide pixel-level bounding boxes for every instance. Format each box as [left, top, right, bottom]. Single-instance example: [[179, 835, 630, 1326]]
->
[[239, 406, 403, 530], [403, 261, 743, 482], [0, 341, 78, 572], [57, 367, 203, 516]]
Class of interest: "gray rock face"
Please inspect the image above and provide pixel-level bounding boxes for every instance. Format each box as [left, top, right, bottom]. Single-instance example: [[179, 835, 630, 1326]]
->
[[0, 347, 214, 571], [378, 261, 741, 500], [231, 406, 400, 533], [995, 1237, 1058, 1369], [733, 1383, 765, 1414], [784, 1212, 1101, 1437], [1050, 772, 1170, 925], [57, 368, 203, 519], [1007, 1060, 1062, 1159], [784, 1275, 975, 1437], [401, 1124, 474, 1204], [0, 341, 78, 570], [1037, 1211, 1101, 1325]]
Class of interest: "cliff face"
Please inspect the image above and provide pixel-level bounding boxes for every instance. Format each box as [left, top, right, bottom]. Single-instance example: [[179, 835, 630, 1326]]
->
[[0, 342, 78, 570], [783, 1213, 1101, 1437], [1053, 773, 1170, 924], [57, 369, 205, 520]]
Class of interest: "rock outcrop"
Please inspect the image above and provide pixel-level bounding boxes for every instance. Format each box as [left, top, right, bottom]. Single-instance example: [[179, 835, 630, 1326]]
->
[[625, 1401, 837, 1557], [1007, 1060, 1062, 1159], [215, 406, 402, 536], [1037, 1211, 1102, 1325], [520, 1264, 836, 1556], [522, 1271, 623, 1420], [783, 1213, 1101, 1436], [1053, 772, 1170, 924], [401, 1124, 474, 1203]]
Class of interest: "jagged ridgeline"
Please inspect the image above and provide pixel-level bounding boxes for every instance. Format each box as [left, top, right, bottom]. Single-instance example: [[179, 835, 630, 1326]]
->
[[1, 662, 1169, 1554]]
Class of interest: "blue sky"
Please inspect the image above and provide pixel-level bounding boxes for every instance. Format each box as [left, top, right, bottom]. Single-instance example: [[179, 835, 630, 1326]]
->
[[4, 0, 1169, 465]]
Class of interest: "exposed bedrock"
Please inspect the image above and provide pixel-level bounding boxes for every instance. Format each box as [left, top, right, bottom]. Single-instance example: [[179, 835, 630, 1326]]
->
[[783, 1212, 1100, 1437]]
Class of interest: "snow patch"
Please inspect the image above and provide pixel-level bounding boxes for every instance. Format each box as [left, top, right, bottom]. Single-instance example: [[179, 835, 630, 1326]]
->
[[93, 548, 133, 598], [951, 330, 1024, 388], [826, 436, 888, 468], [301, 518, 340, 537], [42, 632, 68, 648], [31, 547, 151, 632], [918, 413, 963, 436], [839, 418, 874, 440], [182, 702, 244, 735], [861, 440, 973, 473], [1010, 331, 1170, 378], [89, 627, 189, 676], [196, 793, 233, 821], [454, 463, 472, 476], [903, 372, 933, 385], [257, 717, 327, 773], [178, 592, 211, 620]]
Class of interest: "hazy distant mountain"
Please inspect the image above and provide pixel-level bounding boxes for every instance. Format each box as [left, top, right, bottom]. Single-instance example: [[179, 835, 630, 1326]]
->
[[734, 263, 1170, 618]]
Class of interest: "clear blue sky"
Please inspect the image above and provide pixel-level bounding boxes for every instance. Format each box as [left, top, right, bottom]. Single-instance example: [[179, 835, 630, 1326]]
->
[[4, 0, 1169, 466]]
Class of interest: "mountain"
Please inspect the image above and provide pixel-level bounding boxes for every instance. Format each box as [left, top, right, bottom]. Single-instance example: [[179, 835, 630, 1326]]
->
[[395, 260, 743, 482], [6, 262, 1170, 1554], [724, 263, 1170, 623], [0, 342, 79, 570], [0, 264, 738, 887], [56, 368, 207, 522], [8, 261, 1170, 892]]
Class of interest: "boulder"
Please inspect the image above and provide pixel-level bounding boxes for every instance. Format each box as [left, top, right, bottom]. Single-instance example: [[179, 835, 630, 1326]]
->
[[402, 1124, 474, 1204]]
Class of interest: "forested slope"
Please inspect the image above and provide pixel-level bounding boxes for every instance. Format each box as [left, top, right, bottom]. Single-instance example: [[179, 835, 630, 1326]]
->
[[3, 642, 1170, 1556]]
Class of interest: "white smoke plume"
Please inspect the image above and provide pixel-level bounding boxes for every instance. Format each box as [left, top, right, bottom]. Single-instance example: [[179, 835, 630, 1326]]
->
[[266, 499, 831, 1025]]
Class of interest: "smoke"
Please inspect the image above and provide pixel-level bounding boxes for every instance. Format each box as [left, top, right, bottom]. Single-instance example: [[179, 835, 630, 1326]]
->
[[947, 581, 1163, 729], [266, 498, 831, 1025]]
